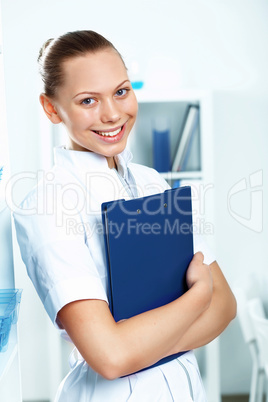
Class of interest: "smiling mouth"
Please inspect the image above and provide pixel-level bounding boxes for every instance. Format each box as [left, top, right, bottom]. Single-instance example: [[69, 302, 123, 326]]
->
[[93, 126, 123, 137]]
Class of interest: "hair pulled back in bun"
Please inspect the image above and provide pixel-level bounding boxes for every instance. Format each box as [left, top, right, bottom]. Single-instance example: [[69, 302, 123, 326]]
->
[[38, 30, 124, 98]]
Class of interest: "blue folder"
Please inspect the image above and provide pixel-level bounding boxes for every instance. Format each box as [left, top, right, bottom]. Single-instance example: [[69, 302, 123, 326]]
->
[[101, 186, 193, 370]]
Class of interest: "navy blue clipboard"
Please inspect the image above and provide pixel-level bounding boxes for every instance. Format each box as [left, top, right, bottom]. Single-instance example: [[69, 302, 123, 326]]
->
[[101, 186, 193, 370]]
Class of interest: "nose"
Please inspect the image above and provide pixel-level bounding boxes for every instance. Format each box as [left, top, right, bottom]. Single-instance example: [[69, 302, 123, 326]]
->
[[100, 98, 121, 124]]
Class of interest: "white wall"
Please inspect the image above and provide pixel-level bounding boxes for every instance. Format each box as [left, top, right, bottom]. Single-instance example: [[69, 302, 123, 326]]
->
[[2, 0, 268, 399]]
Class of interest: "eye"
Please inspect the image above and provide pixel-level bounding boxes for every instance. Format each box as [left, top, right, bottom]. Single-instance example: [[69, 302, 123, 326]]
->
[[81, 98, 96, 105], [115, 88, 129, 97]]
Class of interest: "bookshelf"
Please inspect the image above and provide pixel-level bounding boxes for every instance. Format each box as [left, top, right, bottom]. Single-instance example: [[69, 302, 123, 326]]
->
[[0, 5, 22, 401], [129, 89, 220, 402], [129, 89, 213, 182], [129, 89, 214, 241]]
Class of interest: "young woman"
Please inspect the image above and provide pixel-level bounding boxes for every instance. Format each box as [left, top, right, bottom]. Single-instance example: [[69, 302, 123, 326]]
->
[[14, 30, 236, 401]]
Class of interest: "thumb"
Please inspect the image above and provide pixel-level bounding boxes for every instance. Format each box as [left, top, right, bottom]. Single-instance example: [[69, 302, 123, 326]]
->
[[192, 251, 204, 264]]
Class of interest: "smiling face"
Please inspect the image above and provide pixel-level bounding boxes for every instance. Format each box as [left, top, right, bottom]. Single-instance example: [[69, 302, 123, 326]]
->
[[41, 49, 138, 168]]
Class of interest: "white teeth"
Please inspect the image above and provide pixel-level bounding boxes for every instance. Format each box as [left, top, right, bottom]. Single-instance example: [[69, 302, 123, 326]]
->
[[96, 127, 122, 137]]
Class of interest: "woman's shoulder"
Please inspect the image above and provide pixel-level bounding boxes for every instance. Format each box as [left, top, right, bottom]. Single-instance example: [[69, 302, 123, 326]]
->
[[13, 165, 79, 223], [129, 162, 159, 176], [129, 162, 170, 191]]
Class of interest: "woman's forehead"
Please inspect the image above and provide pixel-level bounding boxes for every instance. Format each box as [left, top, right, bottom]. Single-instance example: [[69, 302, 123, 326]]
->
[[61, 49, 128, 94]]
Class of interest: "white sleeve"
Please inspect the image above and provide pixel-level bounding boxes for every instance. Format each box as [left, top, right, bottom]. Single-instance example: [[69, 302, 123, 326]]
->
[[13, 190, 108, 329]]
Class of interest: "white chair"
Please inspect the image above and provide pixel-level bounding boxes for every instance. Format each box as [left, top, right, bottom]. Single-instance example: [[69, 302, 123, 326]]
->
[[248, 298, 268, 402], [234, 288, 265, 402]]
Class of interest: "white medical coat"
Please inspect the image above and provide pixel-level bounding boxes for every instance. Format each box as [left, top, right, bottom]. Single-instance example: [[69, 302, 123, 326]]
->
[[14, 146, 214, 401]]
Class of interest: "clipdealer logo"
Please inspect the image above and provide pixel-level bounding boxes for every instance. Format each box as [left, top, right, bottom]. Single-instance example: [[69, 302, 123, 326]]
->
[[227, 170, 263, 233]]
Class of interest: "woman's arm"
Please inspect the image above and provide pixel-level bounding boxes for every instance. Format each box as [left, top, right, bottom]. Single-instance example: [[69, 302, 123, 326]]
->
[[58, 252, 213, 380], [167, 260, 237, 354]]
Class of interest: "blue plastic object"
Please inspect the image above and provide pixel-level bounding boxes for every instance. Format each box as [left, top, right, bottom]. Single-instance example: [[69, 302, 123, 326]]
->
[[131, 81, 144, 90], [0, 289, 22, 353], [101, 186, 193, 373]]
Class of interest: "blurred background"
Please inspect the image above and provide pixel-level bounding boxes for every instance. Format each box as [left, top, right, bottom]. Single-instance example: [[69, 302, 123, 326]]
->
[[0, 0, 268, 401]]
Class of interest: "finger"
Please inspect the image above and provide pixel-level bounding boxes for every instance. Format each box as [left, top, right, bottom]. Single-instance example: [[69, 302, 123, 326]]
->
[[193, 251, 204, 263]]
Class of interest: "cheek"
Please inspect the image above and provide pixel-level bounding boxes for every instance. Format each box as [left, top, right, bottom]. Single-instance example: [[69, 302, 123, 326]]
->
[[133, 100, 138, 116], [69, 110, 94, 129], [126, 96, 138, 118]]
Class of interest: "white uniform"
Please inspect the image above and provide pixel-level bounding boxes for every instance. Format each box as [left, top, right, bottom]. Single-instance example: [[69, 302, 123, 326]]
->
[[14, 146, 215, 402]]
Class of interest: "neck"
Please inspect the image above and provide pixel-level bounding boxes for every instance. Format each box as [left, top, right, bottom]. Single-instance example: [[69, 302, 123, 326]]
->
[[106, 156, 116, 169]]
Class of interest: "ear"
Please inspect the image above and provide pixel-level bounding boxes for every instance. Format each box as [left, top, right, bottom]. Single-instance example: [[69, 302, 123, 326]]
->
[[39, 94, 62, 124]]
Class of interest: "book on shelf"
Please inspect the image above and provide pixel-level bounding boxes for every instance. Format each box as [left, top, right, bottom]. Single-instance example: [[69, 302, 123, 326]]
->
[[171, 105, 199, 172], [152, 127, 171, 172], [152, 116, 171, 173]]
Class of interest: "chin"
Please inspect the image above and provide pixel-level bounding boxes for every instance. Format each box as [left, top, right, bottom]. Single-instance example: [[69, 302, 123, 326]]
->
[[105, 143, 127, 157]]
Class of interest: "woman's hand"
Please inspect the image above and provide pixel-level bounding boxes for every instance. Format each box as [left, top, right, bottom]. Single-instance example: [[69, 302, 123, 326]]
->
[[168, 259, 237, 355], [186, 252, 213, 309], [186, 252, 212, 289]]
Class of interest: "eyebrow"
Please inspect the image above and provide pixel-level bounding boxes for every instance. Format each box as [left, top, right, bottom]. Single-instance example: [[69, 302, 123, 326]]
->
[[72, 80, 131, 99]]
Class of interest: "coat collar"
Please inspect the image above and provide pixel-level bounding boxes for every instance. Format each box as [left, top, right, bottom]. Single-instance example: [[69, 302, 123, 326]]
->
[[54, 146, 133, 179]]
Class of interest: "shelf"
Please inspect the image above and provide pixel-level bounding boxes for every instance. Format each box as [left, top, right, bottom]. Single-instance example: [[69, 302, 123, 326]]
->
[[160, 171, 203, 181], [134, 88, 211, 103], [130, 94, 204, 173]]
